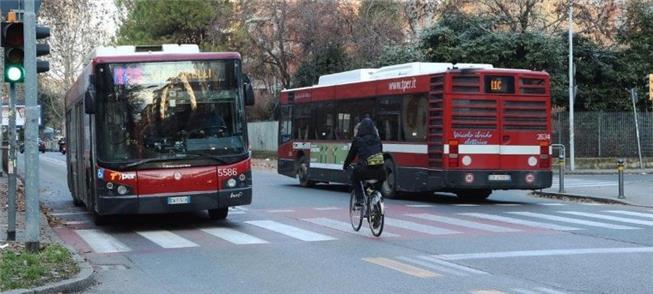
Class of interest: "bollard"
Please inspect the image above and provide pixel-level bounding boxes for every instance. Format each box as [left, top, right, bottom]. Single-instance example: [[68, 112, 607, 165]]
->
[[558, 154, 565, 193], [617, 158, 625, 199]]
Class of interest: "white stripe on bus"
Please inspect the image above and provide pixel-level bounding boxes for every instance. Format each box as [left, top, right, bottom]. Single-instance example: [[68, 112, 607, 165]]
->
[[444, 144, 542, 155]]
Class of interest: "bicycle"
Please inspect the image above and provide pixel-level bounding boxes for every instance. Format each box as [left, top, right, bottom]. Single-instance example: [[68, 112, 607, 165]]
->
[[349, 177, 385, 237]]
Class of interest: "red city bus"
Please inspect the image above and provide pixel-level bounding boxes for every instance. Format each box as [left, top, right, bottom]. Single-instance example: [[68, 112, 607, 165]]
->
[[277, 62, 552, 200], [65, 44, 254, 223]]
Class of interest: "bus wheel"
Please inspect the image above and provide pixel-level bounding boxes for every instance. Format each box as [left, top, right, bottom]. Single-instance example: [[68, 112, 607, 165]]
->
[[72, 196, 84, 207], [456, 189, 492, 202], [297, 156, 315, 187], [381, 159, 398, 199], [208, 207, 228, 220]]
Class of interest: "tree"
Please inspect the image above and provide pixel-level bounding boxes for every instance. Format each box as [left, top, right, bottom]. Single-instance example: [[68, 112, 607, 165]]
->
[[38, 0, 114, 130]]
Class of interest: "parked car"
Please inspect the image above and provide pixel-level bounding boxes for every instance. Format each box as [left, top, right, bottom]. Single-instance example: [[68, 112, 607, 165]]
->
[[19, 139, 46, 153]]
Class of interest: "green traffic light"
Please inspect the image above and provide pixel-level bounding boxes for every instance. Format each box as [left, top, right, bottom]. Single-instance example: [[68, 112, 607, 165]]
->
[[5, 65, 24, 83]]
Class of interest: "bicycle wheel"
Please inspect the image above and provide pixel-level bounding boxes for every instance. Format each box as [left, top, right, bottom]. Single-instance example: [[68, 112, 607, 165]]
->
[[349, 190, 363, 231], [368, 191, 384, 237]]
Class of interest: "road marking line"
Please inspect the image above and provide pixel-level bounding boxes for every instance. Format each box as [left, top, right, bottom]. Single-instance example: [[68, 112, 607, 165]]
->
[[136, 230, 199, 249], [75, 229, 131, 253], [201, 228, 268, 244], [267, 209, 295, 213], [246, 220, 336, 241], [470, 290, 507, 294], [406, 213, 519, 233], [512, 289, 539, 294], [362, 257, 440, 278], [313, 207, 340, 211], [406, 204, 435, 208], [302, 218, 399, 237], [605, 210, 653, 219], [494, 203, 521, 206], [434, 247, 653, 260], [417, 255, 489, 275], [509, 212, 640, 230], [396, 256, 468, 276], [454, 204, 480, 207], [384, 217, 460, 235], [51, 211, 90, 216], [534, 287, 568, 294], [580, 203, 604, 206], [63, 220, 90, 225], [460, 213, 581, 231], [558, 211, 653, 226], [536, 203, 567, 206]]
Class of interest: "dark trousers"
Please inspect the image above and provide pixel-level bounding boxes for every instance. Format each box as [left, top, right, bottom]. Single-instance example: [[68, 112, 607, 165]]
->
[[351, 165, 386, 199]]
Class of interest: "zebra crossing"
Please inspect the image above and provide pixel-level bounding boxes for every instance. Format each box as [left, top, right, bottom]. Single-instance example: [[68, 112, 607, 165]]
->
[[64, 209, 653, 254]]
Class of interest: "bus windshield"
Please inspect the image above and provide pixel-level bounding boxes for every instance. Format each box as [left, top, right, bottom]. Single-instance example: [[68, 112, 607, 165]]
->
[[95, 59, 246, 164]]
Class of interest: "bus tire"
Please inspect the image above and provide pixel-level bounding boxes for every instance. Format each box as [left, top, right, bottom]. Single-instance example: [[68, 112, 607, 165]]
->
[[208, 207, 228, 220], [297, 156, 315, 187], [456, 189, 492, 201], [72, 196, 84, 207], [381, 159, 398, 199]]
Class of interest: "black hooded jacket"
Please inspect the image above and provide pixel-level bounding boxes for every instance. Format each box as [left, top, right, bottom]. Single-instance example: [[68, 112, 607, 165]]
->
[[343, 118, 383, 168]]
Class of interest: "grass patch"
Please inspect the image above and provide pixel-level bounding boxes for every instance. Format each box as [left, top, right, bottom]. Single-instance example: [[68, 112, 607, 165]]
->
[[0, 243, 79, 291]]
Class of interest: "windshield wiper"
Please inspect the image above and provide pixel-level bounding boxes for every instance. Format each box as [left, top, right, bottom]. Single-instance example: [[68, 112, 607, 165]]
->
[[186, 152, 229, 164], [123, 154, 199, 168]]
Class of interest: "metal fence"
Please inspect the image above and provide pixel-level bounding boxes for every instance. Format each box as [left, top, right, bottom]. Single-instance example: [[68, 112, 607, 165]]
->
[[553, 112, 653, 158]]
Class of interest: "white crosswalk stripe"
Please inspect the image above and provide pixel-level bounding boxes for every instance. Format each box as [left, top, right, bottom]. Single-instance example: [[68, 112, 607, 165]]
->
[[302, 217, 400, 237], [536, 203, 567, 206], [460, 213, 581, 231], [509, 212, 640, 230], [454, 204, 481, 207], [406, 213, 520, 233], [384, 217, 461, 235], [246, 220, 336, 241], [76, 229, 131, 253], [136, 230, 198, 249], [558, 211, 653, 226], [605, 210, 653, 219], [513, 288, 567, 294], [201, 228, 268, 244]]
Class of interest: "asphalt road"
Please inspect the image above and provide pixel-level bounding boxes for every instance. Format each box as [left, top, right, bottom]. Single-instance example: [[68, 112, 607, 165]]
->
[[21, 152, 653, 294]]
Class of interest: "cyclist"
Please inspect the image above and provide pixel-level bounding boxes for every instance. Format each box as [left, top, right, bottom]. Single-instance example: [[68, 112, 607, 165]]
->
[[342, 116, 385, 207]]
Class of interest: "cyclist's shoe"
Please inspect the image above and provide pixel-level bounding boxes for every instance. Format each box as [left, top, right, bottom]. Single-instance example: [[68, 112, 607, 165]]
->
[[355, 196, 364, 208]]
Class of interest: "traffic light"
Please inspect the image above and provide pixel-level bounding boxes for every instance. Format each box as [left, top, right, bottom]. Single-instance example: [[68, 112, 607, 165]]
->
[[1, 20, 24, 83], [35, 25, 49, 73]]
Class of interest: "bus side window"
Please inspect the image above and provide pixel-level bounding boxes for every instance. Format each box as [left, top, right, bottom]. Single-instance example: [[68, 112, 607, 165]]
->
[[280, 106, 292, 143], [403, 94, 428, 142]]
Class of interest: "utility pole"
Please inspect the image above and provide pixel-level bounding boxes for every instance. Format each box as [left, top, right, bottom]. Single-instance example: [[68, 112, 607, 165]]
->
[[629, 88, 644, 169], [568, 0, 575, 171], [7, 83, 17, 241], [24, 0, 40, 252]]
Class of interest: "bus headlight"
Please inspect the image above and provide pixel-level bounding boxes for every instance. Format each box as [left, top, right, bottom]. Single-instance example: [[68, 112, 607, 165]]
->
[[227, 178, 237, 188], [106, 182, 114, 190], [117, 185, 128, 195]]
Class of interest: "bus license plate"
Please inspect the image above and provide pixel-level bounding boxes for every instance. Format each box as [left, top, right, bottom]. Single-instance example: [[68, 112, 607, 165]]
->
[[168, 196, 190, 205], [488, 174, 511, 181]]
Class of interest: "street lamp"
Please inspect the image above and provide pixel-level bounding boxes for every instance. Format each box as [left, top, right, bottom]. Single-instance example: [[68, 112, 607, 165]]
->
[[568, 0, 575, 171]]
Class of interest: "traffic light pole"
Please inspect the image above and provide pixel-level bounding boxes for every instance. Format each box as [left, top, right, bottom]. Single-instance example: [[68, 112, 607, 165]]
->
[[24, 0, 40, 252], [7, 83, 17, 241]]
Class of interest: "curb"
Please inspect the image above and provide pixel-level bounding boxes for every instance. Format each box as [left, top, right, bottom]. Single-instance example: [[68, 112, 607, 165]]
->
[[1, 210, 95, 294], [2, 250, 95, 294], [532, 191, 653, 208]]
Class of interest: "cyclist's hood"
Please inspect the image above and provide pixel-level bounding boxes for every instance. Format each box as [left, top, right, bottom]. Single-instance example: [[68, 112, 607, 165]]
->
[[356, 118, 378, 138]]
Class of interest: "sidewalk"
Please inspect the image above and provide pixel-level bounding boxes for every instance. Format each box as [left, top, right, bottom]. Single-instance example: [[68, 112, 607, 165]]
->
[[564, 168, 653, 175], [536, 172, 653, 208], [0, 177, 94, 293]]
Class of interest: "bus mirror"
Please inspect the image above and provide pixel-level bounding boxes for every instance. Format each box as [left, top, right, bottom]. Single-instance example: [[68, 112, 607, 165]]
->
[[243, 75, 255, 106], [84, 87, 95, 114]]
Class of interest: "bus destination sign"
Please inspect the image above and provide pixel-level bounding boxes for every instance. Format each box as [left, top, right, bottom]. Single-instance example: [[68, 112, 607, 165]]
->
[[484, 76, 514, 94]]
